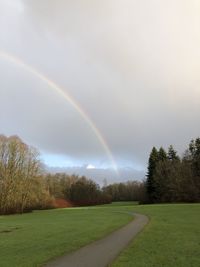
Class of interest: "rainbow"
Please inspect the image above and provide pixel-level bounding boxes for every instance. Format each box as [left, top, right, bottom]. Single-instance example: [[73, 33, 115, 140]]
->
[[0, 51, 118, 173]]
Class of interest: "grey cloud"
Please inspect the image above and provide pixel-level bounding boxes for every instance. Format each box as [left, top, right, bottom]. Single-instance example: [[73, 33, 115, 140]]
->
[[0, 0, 200, 176]]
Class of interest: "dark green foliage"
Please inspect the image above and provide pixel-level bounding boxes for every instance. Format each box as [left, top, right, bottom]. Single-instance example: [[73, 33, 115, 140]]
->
[[146, 147, 159, 203], [153, 160, 183, 202], [168, 145, 180, 161], [158, 147, 167, 161], [185, 138, 200, 199], [69, 176, 111, 205], [145, 138, 200, 203], [147, 147, 159, 180]]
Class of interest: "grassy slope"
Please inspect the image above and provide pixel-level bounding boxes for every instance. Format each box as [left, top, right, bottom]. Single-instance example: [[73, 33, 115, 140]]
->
[[0, 206, 132, 267], [111, 203, 200, 267]]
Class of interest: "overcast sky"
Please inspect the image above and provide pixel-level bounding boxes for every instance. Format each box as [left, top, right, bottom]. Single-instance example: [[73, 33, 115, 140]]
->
[[0, 0, 200, 179]]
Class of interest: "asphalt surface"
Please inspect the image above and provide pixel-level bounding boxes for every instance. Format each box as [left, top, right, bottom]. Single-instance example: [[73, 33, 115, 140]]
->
[[45, 212, 149, 267]]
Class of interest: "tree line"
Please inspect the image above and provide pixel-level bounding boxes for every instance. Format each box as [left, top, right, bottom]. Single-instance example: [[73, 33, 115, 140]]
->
[[1, 134, 199, 214], [0, 134, 145, 214], [102, 181, 145, 202], [45, 173, 112, 206], [146, 138, 200, 203], [45, 173, 145, 205]]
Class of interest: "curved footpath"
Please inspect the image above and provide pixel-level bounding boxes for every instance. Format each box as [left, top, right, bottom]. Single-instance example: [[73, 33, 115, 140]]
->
[[45, 213, 149, 267]]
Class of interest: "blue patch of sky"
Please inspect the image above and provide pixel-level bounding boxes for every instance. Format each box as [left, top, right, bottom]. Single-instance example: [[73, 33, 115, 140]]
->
[[40, 152, 144, 171]]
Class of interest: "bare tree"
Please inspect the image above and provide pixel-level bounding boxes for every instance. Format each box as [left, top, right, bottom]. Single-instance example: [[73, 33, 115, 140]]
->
[[0, 135, 52, 214]]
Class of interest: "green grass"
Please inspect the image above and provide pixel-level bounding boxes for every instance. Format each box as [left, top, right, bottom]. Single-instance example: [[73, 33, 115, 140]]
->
[[111, 203, 200, 267], [1, 202, 199, 267], [99, 201, 139, 207], [0, 206, 133, 267]]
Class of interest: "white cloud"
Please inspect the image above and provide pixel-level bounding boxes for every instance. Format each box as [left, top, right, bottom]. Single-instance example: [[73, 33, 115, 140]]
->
[[86, 164, 96, 170]]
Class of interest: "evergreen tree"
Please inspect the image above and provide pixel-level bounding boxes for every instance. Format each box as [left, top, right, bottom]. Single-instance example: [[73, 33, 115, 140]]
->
[[190, 138, 200, 197], [145, 138, 200, 204], [189, 139, 196, 157], [194, 138, 200, 157], [158, 147, 167, 161], [152, 147, 168, 203], [146, 147, 159, 202], [168, 145, 180, 161]]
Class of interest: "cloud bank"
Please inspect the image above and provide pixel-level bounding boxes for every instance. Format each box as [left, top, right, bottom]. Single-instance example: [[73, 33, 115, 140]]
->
[[0, 0, 200, 178]]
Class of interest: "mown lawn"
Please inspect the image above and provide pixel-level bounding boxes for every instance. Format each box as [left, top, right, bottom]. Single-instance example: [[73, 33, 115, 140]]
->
[[0, 206, 133, 267], [111, 203, 200, 267], [1, 203, 199, 267]]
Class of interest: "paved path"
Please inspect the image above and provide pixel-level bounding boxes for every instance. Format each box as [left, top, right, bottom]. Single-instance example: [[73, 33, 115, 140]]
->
[[45, 212, 149, 267]]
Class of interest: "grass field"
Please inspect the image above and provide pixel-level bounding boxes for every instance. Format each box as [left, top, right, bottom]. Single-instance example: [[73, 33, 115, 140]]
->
[[1, 202, 199, 267], [0, 206, 133, 267], [111, 203, 200, 267]]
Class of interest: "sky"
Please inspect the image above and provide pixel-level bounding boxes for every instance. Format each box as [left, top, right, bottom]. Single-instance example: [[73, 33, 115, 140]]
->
[[0, 0, 200, 182]]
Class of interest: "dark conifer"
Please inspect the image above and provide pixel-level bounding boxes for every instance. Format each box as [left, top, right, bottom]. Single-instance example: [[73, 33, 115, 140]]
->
[[158, 147, 167, 161], [146, 147, 159, 202], [168, 145, 180, 161]]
